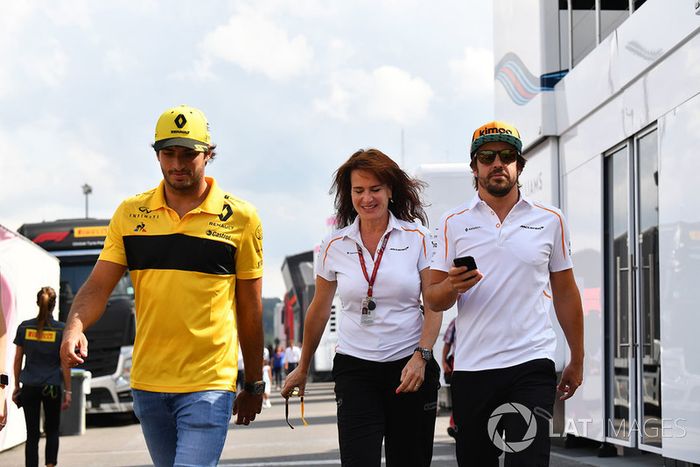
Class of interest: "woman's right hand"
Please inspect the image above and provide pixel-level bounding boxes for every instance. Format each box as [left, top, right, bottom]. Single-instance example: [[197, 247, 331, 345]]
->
[[280, 367, 308, 398]]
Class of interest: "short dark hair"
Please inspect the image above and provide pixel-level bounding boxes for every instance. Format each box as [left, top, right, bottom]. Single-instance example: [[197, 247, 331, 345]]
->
[[151, 144, 217, 163], [331, 149, 427, 228]]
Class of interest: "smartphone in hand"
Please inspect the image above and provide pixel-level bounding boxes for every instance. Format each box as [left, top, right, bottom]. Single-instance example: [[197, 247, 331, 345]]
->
[[453, 256, 477, 271]]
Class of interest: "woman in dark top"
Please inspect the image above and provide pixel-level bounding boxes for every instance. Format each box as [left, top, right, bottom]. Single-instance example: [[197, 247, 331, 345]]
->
[[12, 286, 71, 467]]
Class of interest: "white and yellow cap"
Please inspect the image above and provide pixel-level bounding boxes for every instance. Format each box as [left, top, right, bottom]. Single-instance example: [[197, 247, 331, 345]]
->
[[154, 104, 211, 152]]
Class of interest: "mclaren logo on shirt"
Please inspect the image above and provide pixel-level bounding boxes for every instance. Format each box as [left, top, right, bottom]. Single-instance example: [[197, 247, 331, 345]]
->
[[25, 329, 57, 342], [389, 246, 409, 251], [465, 226, 482, 232], [520, 225, 544, 230]]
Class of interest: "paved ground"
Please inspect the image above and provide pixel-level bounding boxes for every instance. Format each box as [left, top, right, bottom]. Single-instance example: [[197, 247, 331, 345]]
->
[[0, 382, 668, 466]]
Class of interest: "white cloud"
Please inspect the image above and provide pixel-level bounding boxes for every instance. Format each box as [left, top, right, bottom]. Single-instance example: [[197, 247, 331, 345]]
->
[[240, 0, 335, 19], [103, 47, 138, 74], [30, 39, 69, 88], [43, 0, 93, 28], [326, 39, 356, 67], [449, 46, 494, 99], [0, 3, 37, 98], [0, 116, 117, 228], [200, 7, 314, 81], [314, 66, 433, 126]]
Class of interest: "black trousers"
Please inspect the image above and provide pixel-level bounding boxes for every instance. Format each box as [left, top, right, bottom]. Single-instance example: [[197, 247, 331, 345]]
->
[[21, 385, 62, 467], [332, 353, 440, 467], [273, 367, 283, 387], [451, 358, 556, 467]]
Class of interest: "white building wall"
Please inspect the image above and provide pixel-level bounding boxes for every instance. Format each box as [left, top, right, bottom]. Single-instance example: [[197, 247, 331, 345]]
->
[[657, 95, 700, 464], [0, 225, 60, 452], [495, 0, 700, 460]]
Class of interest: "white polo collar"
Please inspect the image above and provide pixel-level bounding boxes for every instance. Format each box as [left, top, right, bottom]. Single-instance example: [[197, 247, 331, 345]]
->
[[467, 190, 534, 212], [344, 211, 402, 244]]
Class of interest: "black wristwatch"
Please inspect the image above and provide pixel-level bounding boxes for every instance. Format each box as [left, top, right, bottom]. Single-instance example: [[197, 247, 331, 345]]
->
[[0, 373, 8, 387], [243, 380, 266, 395], [414, 347, 433, 362]]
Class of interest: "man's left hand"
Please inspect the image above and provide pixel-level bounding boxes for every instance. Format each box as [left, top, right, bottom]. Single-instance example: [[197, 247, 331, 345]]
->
[[557, 361, 584, 400], [232, 390, 262, 425]]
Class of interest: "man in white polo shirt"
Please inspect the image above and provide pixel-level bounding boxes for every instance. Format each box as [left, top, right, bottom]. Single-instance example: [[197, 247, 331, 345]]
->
[[426, 121, 584, 466], [284, 340, 301, 375]]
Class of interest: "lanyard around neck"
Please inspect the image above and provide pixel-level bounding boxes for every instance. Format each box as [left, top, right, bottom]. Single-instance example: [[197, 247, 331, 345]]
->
[[355, 231, 391, 298]]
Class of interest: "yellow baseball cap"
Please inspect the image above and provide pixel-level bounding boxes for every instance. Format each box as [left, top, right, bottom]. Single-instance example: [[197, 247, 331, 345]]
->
[[470, 120, 522, 156], [153, 104, 211, 152]]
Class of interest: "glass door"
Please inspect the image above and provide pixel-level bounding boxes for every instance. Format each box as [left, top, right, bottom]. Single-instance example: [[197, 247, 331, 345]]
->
[[604, 144, 635, 446], [635, 129, 661, 450], [603, 127, 661, 451]]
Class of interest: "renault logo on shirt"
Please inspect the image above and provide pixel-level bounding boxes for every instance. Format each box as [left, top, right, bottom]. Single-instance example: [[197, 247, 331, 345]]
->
[[219, 204, 233, 222]]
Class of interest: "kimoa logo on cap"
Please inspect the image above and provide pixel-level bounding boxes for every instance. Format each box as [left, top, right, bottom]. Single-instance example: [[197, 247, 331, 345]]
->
[[479, 127, 514, 137]]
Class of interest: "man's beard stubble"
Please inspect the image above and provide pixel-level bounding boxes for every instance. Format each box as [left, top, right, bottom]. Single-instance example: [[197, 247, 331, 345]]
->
[[479, 169, 518, 198], [163, 168, 203, 194]]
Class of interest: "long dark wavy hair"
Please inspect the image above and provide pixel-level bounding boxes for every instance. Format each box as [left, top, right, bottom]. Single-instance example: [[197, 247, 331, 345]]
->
[[331, 149, 427, 228], [36, 286, 57, 336]]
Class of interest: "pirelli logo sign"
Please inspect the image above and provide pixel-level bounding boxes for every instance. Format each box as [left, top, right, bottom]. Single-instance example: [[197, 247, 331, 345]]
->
[[74, 226, 109, 238], [25, 329, 57, 342]]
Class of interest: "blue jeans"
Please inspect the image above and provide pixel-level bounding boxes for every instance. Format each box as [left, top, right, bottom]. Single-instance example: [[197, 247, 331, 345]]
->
[[132, 389, 235, 467]]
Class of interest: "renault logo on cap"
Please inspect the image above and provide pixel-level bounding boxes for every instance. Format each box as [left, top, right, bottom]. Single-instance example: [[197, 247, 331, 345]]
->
[[174, 114, 187, 129]]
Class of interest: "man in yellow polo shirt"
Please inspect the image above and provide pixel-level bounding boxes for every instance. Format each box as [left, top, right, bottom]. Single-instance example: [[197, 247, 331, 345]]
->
[[60, 105, 264, 467]]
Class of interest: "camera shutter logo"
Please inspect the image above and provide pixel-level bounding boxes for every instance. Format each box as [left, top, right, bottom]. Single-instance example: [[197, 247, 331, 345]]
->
[[487, 402, 537, 453]]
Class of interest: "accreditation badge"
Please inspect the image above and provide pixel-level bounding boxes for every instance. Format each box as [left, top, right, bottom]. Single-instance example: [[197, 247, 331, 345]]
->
[[361, 296, 376, 325]]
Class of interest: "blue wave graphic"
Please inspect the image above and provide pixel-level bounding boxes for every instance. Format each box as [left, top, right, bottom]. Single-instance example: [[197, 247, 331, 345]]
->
[[495, 52, 567, 106]]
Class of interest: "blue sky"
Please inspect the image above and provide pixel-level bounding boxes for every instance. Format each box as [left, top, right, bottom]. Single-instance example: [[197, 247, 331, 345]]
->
[[0, 0, 494, 297]]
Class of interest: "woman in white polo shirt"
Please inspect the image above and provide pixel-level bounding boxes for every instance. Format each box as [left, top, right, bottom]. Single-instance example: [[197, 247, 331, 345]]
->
[[281, 149, 442, 467]]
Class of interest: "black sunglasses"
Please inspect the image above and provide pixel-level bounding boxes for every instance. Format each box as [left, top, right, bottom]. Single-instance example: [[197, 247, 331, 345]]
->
[[474, 149, 519, 165], [285, 388, 308, 429]]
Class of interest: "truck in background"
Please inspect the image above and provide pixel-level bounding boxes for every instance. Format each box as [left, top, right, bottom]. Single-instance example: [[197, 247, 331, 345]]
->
[[280, 249, 337, 381], [17, 219, 135, 414]]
